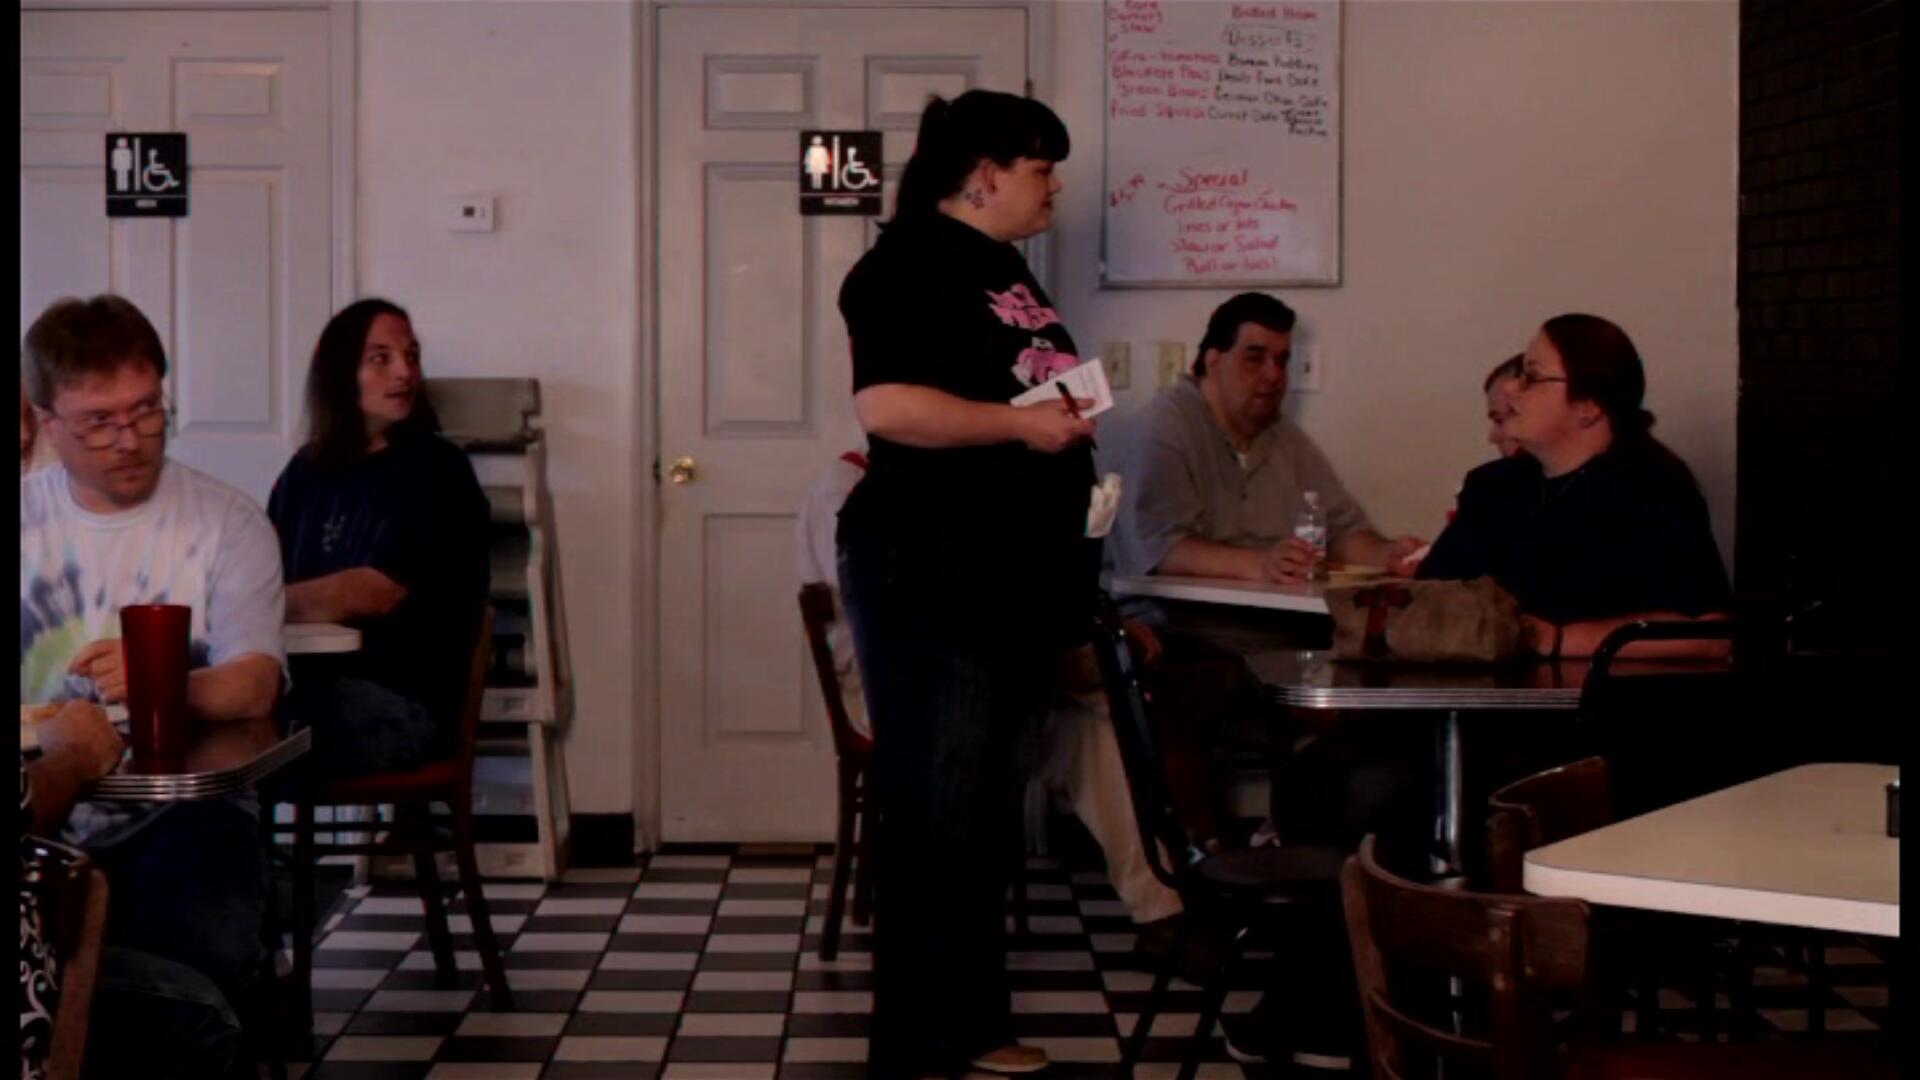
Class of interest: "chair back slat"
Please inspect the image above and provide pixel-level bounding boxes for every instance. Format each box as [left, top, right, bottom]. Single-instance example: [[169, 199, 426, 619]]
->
[[798, 583, 865, 760], [1485, 756, 1612, 893], [1343, 836, 1591, 1080], [454, 604, 497, 787], [1088, 591, 1194, 892]]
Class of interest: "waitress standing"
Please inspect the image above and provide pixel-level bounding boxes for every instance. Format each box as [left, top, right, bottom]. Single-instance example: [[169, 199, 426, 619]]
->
[[835, 90, 1095, 1080]]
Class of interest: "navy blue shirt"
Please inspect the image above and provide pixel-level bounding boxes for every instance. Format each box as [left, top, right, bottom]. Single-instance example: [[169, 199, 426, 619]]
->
[[268, 430, 490, 725], [1418, 441, 1731, 624]]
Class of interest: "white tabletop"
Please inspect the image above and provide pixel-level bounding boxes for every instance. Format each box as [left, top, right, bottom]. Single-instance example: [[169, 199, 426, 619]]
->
[[1524, 763, 1899, 936], [1109, 573, 1330, 615], [285, 622, 362, 655]]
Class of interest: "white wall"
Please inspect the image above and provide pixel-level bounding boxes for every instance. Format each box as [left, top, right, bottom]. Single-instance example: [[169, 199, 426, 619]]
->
[[357, 1, 640, 815], [345, 0, 1738, 834], [1051, 0, 1740, 561]]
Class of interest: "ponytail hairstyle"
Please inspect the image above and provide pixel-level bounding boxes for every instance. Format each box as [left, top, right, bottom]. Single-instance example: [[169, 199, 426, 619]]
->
[[1538, 313, 1697, 486], [891, 90, 1070, 224], [301, 297, 442, 470]]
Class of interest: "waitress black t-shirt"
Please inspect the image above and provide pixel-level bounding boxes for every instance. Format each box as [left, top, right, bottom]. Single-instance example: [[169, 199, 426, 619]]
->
[[268, 429, 492, 728], [1417, 440, 1732, 624], [835, 213, 1098, 646]]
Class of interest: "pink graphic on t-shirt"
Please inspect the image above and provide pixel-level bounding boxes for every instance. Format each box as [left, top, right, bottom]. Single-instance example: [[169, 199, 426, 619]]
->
[[985, 284, 1062, 331], [1012, 337, 1080, 387]]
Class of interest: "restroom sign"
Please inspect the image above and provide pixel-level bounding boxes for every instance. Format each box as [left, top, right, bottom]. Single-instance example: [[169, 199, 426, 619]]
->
[[106, 133, 189, 217], [799, 131, 883, 216]]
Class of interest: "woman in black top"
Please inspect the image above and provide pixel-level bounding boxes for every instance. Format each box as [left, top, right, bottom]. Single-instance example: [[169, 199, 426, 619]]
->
[[268, 299, 490, 786], [835, 91, 1095, 1080], [1419, 314, 1731, 658]]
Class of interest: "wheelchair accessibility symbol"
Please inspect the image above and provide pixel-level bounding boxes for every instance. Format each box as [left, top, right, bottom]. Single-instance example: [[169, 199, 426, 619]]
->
[[799, 130, 883, 217], [106, 133, 190, 218]]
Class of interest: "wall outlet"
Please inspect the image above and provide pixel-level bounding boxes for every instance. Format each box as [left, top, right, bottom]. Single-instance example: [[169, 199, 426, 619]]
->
[[450, 194, 496, 233], [1295, 342, 1324, 391], [1155, 341, 1187, 387], [1101, 342, 1131, 390]]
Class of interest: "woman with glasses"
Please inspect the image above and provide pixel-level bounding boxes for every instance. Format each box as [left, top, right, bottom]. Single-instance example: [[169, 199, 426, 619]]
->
[[266, 298, 490, 787], [1418, 314, 1731, 660]]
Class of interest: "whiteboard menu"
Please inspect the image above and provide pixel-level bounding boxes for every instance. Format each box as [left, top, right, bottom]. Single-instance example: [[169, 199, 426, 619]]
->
[[1102, 0, 1343, 287]]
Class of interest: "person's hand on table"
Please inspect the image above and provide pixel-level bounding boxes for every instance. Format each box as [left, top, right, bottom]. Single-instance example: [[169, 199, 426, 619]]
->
[[68, 639, 128, 704], [1120, 618, 1163, 667], [1013, 399, 1094, 454], [1259, 536, 1318, 584], [1385, 535, 1431, 578], [1520, 614, 1559, 657], [37, 700, 126, 780]]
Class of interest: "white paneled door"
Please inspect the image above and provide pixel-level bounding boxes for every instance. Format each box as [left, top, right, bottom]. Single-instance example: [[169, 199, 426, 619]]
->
[[655, 6, 1029, 840], [20, 10, 335, 504]]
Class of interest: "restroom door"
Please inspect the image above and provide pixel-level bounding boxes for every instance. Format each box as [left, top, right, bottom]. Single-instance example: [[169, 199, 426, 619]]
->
[[654, 5, 1029, 841], [21, 9, 337, 503]]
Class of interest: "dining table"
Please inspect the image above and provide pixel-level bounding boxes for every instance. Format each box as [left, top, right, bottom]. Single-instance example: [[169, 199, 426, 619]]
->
[[21, 622, 361, 801], [1523, 762, 1899, 936], [1109, 574, 1732, 875]]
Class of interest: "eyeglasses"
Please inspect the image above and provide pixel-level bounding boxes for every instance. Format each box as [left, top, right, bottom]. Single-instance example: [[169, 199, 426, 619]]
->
[[1518, 367, 1569, 390], [49, 401, 172, 450]]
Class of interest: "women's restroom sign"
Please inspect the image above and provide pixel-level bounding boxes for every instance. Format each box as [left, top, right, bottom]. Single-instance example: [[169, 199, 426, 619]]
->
[[106, 133, 189, 217], [799, 131, 882, 215]]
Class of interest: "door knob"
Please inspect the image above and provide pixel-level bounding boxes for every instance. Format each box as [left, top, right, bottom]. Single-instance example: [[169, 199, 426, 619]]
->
[[667, 456, 698, 485]]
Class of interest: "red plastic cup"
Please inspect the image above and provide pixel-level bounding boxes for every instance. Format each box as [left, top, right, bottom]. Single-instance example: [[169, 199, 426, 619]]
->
[[119, 603, 192, 760]]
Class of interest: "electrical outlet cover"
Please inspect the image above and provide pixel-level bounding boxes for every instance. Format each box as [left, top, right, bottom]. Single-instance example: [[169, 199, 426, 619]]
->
[[1155, 341, 1187, 387], [1101, 343, 1132, 390]]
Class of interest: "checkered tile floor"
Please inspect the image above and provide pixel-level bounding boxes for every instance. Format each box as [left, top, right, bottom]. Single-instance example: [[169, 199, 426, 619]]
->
[[283, 845, 1891, 1079]]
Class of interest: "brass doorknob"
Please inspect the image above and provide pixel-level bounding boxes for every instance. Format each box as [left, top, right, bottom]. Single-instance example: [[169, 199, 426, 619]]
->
[[667, 456, 698, 485]]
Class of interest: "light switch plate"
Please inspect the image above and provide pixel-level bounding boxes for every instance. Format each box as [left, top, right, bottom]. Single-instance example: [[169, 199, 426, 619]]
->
[[1101, 342, 1132, 390], [1155, 341, 1187, 387], [450, 195, 496, 233]]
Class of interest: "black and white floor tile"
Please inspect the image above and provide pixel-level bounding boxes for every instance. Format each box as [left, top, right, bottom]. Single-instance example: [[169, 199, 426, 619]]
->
[[284, 846, 1890, 1079]]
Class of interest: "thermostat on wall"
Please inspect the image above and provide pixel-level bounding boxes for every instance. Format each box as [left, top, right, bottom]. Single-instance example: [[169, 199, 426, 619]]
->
[[450, 195, 496, 233]]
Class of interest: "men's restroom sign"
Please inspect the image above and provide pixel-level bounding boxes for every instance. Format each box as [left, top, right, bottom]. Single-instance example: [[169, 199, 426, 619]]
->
[[799, 131, 882, 216], [106, 133, 189, 217]]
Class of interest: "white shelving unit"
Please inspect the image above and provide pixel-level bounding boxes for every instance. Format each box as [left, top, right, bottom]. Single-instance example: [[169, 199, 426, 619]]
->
[[434, 378, 575, 882]]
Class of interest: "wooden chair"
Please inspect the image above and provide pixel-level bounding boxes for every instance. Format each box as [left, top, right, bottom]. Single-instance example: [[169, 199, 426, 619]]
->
[[1486, 756, 1613, 894], [28, 838, 108, 1080], [1347, 835, 1893, 1080], [1088, 591, 1346, 1078], [798, 582, 875, 960], [1346, 833, 1595, 1080], [273, 605, 513, 1026]]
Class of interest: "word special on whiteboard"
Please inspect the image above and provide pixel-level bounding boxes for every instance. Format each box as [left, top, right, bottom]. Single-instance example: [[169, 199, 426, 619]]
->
[[1102, 0, 1343, 288]]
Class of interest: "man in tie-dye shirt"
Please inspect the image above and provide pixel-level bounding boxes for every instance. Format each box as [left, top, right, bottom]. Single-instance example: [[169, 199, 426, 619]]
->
[[20, 294, 285, 1027]]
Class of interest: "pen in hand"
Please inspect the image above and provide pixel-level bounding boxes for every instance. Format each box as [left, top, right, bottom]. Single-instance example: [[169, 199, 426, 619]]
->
[[1056, 381, 1096, 449]]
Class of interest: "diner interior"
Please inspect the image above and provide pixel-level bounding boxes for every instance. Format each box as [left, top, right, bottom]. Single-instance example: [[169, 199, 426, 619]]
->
[[17, 1, 1899, 1079]]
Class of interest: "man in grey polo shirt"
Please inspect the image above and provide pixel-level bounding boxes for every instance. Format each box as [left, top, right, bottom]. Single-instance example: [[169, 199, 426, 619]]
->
[[1107, 292, 1426, 1069], [1111, 292, 1425, 585]]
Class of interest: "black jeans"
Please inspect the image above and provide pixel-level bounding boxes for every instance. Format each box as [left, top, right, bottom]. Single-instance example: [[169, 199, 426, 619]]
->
[[838, 542, 1053, 1080]]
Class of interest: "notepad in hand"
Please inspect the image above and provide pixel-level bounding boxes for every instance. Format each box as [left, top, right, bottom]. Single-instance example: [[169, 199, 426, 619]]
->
[[1011, 357, 1115, 419]]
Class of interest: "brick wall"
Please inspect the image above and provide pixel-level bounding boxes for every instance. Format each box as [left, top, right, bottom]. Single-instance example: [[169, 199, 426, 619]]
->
[[1736, 0, 1898, 652]]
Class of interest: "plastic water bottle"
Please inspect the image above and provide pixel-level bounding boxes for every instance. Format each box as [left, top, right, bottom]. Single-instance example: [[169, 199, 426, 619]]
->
[[1293, 490, 1329, 582]]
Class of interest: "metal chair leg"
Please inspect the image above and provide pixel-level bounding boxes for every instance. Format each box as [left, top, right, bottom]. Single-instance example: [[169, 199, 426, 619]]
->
[[1183, 924, 1250, 1080], [1119, 917, 1189, 1076]]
